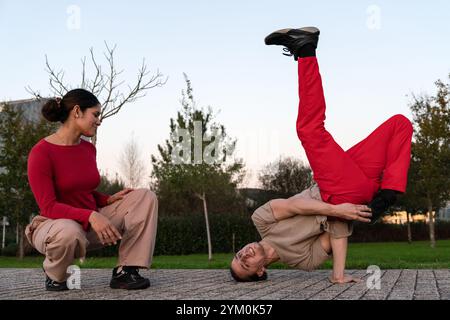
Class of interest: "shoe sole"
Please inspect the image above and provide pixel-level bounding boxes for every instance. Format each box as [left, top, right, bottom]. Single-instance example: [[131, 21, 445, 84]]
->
[[110, 279, 150, 290], [264, 26, 320, 45], [45, 285, 69, 291]]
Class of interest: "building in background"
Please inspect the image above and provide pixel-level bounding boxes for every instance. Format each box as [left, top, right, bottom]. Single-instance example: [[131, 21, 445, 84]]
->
[[0, 98, 46, 122]]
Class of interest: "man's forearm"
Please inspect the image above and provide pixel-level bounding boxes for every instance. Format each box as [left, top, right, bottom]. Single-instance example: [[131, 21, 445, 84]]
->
[[328, 235, 362, 284], [288, 196, 337, 216], [270, 197, 371, 223], [270, 197, 337, 221], [330, 236, 348, 280]]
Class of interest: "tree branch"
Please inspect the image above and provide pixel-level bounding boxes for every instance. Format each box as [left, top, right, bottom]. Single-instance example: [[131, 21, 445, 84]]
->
[[24, 86, 42, 100], [80, 56, 86, 89], [194, 192, 204, 201], [45, 55, 69, 96], [26, 42, 166, 135], [102, 59, 167, 119], [88, 47, 104, 96]]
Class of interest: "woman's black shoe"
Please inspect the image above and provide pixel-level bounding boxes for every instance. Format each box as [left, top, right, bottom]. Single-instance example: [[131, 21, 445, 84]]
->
[[45, 275, 69, 291], [110, 266, 150, 290]]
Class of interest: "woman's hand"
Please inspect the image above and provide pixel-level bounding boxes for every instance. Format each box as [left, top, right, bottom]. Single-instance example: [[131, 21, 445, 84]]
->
[[106, 188, 134, 205], [328, 274, 362, 284], [333, 203, 372, 223], [88, 211, 122, 246]]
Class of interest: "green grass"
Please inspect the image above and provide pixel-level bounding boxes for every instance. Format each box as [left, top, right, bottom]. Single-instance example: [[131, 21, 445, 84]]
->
[[337, 240, 450, 269], [1, 240, 449, 269]]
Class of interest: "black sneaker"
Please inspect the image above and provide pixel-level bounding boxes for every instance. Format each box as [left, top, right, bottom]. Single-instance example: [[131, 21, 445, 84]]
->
[[264, 27, 320, 60], [45, 274, 69, 291], [110, 266, 150, 290], [368, 189, 398, 224]]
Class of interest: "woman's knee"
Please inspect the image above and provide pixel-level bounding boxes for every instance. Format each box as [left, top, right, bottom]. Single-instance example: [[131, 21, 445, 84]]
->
[[134, 189, 158, 221], [61, 230, 86, 247], [134, 188, 158, 202], [50, 221, 87, 246]]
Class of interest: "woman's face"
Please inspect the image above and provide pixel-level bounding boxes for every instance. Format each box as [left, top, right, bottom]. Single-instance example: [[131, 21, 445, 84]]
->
[[75, 104, 101, 137]]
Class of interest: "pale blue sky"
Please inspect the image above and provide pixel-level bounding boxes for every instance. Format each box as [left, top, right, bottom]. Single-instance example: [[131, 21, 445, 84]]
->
[[1, 1, 449, 187]]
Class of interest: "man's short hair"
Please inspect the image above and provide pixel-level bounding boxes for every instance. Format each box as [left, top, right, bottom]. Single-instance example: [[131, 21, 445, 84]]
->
[[229, 267, 268, 282]]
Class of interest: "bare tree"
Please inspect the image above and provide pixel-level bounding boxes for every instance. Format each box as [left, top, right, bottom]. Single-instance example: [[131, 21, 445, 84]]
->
[[119, 134, 146, 188], [26, 42, 167, 145]]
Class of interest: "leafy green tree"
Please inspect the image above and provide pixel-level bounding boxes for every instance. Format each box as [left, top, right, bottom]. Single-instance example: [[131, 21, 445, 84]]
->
[[151, 74, 245, 260], [396, 159, 428, 243], [0, 104, 54, 258], [97, 171, 125, 195], [408, 75, 450, 248], [259, 157, 312, 197]]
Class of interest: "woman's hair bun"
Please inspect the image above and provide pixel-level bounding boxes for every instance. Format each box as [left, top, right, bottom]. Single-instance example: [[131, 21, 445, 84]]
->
[[41, 98, 62, 122]]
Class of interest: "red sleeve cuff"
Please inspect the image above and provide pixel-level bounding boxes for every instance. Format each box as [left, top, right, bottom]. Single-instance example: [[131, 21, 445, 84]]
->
[[93, 191, 111, 208], [79, 210, 94, 232]]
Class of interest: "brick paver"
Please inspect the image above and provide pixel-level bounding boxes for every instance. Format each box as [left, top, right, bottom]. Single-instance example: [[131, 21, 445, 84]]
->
[[0, 268, 448, 300]]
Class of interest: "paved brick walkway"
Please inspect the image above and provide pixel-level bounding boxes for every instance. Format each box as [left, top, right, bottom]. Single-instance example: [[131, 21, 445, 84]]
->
[[0, 268, 449, 300]]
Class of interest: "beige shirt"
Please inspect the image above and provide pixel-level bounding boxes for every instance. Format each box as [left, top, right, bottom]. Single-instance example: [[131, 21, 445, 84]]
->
[[251, 184, 353, 269]]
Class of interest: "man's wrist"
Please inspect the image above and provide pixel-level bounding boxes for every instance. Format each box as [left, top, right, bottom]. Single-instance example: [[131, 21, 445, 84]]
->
[[332, 271, 345, 280], [328, 204, 338, 218]]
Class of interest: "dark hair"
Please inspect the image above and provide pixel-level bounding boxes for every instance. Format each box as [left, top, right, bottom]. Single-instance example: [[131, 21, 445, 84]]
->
[[229, 267, 268, 282], [41, 88, 100, 123]]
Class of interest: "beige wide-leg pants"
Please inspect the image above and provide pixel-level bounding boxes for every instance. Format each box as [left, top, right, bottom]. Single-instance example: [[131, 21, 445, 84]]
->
[[25, 189, 158, 282]]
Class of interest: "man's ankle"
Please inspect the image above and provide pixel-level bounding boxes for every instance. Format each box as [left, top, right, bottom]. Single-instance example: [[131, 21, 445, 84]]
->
[[298, 44, 316, 58], [379, 189, 398, 205]]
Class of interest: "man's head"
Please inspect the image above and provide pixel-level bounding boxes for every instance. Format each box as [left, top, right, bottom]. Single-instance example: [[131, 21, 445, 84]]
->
[[230, 242, 268, 282]]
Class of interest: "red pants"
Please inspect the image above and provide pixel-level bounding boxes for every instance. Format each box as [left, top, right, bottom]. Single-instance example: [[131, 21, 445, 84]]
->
[[296, 57, 413, 205]]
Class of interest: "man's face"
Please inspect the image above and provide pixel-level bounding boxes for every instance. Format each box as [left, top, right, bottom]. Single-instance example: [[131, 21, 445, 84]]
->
[[231, 242, 266, 280]]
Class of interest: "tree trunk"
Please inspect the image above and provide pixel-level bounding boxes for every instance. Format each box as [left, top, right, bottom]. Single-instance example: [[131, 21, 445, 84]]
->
[[18, 224, 24, 259], [406, 211, 412, 244], [15, 222, 19, 244], [2, 216, 6, 250], [232, 232, 235, 254], [199, 192, 213, 261], [427, 196, 436, 248]]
